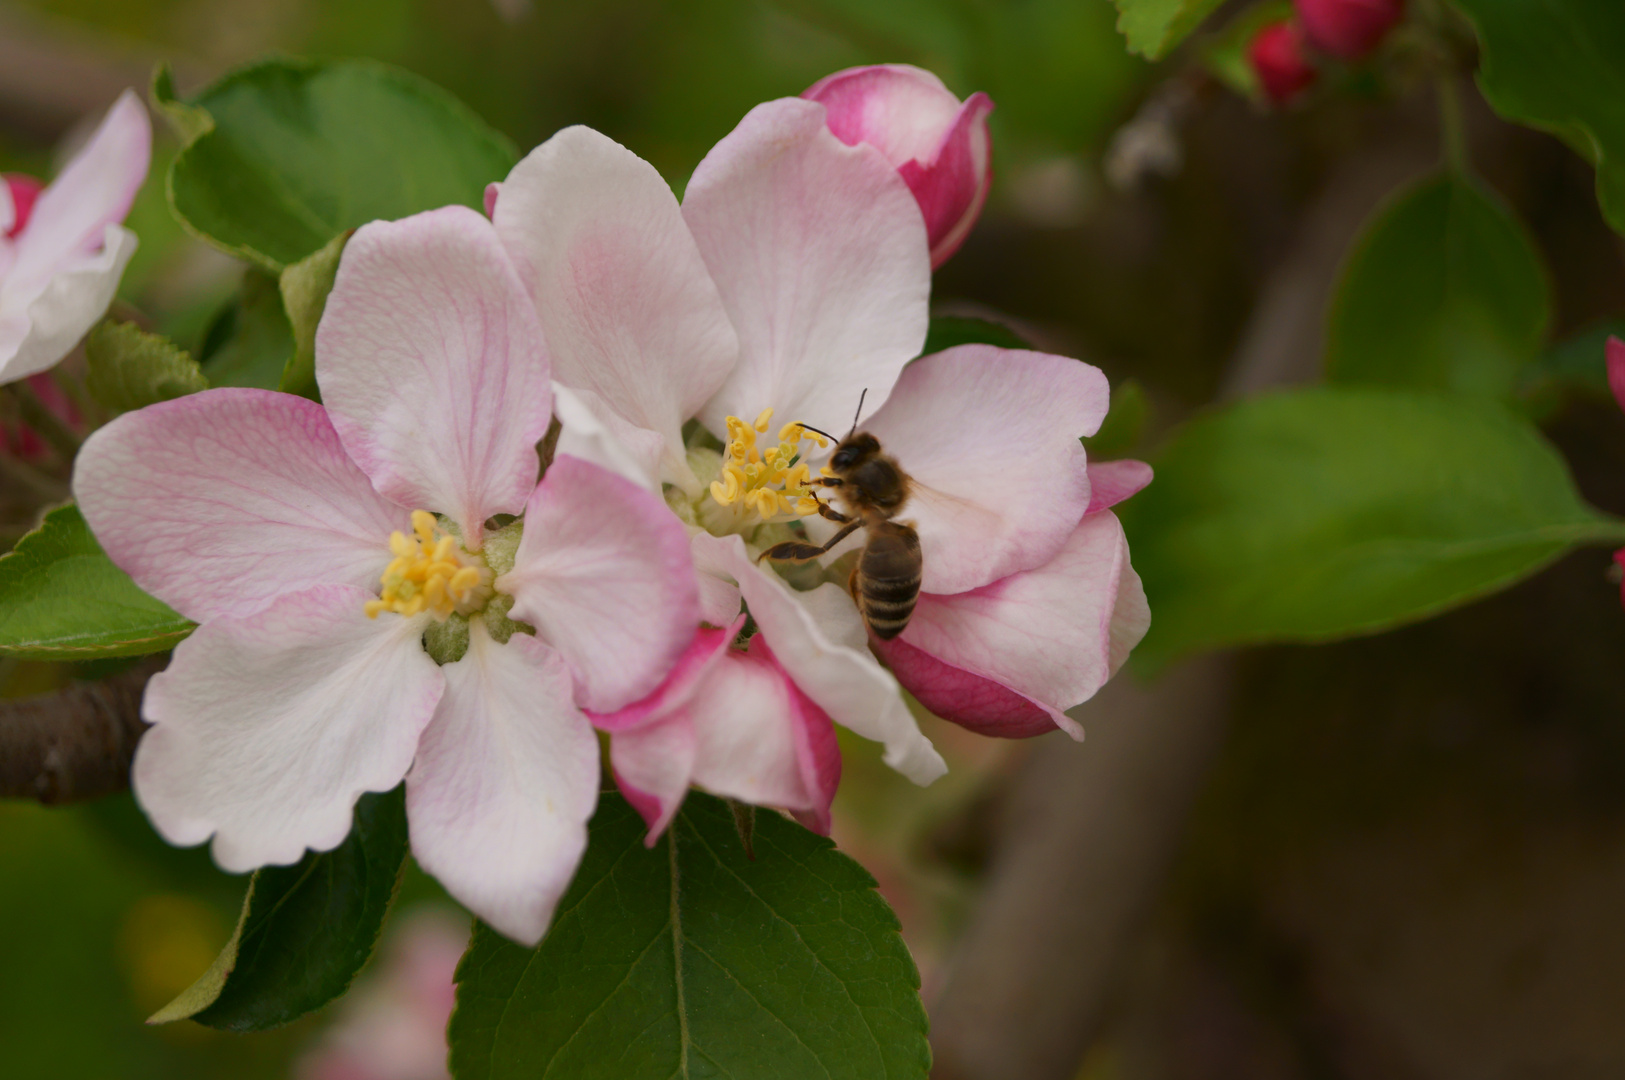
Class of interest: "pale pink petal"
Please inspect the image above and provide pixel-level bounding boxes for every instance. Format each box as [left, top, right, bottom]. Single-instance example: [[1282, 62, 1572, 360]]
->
[[317, 206, 550, 548], [691, 531, 744, 627], [682, 641, 834, 828], [696, 532, 945, 784], [495, 126, 737, 491], [861, 345, 1107, 594], [500, 454, 698, 713], [885, 512, 1149, 739], [483, 181, 501, 218], [551, 382, 664, 492], [6, 90, 150, 288], [587, 620, 741, 733], [684, 98, 930, 437], [610, 713, 696, 845], [1086, 459, 1154, 514], [406, 625, 599, 945], [74, 388, 410, 624], [134, 586, 442, 871], [1607, 336, 1625, 416], [0, 223, 136, 383], [1, 176, 17, 235]]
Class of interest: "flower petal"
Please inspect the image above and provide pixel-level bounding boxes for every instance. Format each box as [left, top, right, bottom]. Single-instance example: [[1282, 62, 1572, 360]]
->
[[683, 97, 930, 437], [406, 625, 598, 946], [74, 388, 410, 624], [1, 224, 137, 383], [134, 586, 442, 871], [872, 634, 1055, 738], [683, 640, 837, 830], [587, 619, 741, 733], [494, 126, 737, 491], [6, 90, 149, 289], [697, 532, 945, 784], [862, 344, 1107, 593], [900, 91, 994, 268], [1086, 459, 1154, 514], [317, 206, 551, 548], [690, 531, 744, 627], [500, 454, 699, 713], [551, 381, 664, 493], [884, 511, 1149, 738], [610, 711, 697, 845]]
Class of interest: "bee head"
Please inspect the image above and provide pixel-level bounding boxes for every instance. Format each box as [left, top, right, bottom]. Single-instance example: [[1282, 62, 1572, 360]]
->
[[831, 431, 880, 471]]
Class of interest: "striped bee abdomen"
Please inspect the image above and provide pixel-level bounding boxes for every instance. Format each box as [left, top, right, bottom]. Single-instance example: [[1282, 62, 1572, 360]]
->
[[853, 521, 922, 640]]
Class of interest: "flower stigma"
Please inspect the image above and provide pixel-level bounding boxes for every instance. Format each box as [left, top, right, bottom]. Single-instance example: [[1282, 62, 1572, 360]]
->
[[707, 407, 827, 523], [364, 510, 494, 621]]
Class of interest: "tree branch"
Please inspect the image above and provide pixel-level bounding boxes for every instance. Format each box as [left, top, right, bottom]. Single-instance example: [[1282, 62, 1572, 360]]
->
[[0, 658, 163, 805]]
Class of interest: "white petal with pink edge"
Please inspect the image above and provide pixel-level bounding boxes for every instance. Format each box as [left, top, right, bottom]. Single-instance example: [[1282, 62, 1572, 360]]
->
[[316, 206, 551, 548], [697, 532, 945, 784], [1086, 458, 1154, 514], [683, 97, 930, 438], [406, 625, 598, 946], [494, 126, 737, 491], [892, 511, 1149, 738], [74, 388, 410, 624], [861, 345, 1107, 594], [1, 223, 136, 382], [134, 585, 442, 872], [610, 713, 697, 845], [3, 90, 150, 290], [551, 382, 665, 493], [500, 454, 698, 713]]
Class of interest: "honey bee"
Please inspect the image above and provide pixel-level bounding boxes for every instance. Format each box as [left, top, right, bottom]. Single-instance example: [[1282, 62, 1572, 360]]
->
[[760, 395, 922, 640]]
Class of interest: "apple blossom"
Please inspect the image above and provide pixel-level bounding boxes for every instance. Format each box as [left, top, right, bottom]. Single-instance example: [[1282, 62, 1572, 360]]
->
[[1249, 20, 1319, 106], [488, 85, 1148, 837], [802, 64, 993, 269], [74, 205, 696, 945], [1295, 0, 1404, 60], [1, 90, 150, 385]]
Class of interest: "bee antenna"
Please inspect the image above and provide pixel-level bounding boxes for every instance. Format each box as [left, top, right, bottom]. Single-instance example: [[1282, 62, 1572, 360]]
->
[[795, 422, 838, 443], [848, 389, 868, 437]]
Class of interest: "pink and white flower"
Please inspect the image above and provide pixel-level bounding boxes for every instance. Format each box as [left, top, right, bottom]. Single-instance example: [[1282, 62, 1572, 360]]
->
[[74, 206, 696, 945], [2, 90, 150, 384], [802, 65, 993, 270], [487, 78, 1148, 836]]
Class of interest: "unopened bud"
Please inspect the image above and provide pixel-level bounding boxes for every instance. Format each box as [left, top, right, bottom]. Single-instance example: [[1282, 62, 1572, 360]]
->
[[1249, 20, 1319, 106], [1294, 0, 1405, 61]]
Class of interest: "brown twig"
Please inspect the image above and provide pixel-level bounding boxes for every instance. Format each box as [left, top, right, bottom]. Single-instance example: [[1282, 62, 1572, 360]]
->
[[0, 657, 163, 804]]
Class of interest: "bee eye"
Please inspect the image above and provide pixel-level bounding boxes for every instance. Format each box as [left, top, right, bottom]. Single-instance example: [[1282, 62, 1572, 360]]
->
[[833, 448, 857, 468]]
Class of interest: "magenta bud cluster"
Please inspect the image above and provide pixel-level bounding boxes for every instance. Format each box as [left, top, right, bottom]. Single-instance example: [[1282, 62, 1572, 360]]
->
[[1247, 0, 1406, 106]]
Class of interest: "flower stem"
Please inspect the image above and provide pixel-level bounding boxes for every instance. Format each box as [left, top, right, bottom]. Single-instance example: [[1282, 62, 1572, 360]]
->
[[5, 380, 81, 463]]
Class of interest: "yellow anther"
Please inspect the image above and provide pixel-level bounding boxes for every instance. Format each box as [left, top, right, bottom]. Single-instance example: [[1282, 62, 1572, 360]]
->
[[709, 412, 832, 523], [365, 511, 494, 622]]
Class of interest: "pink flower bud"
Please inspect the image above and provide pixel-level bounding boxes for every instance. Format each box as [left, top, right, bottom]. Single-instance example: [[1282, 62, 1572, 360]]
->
[[1, 372, 81, 461], [1249, 20, 1319, 106], [1294, 0, 1404, 60], [802, 64, 993, 269], [3, 174, 43, 239], [1607, 335, 1625, 416]]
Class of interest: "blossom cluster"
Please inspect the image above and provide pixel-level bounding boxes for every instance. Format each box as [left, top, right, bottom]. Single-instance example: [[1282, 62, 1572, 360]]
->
[[36, 68, 1149, 946]]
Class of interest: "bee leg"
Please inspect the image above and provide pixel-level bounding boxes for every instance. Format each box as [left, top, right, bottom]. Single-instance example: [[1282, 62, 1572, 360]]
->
[[812, 500, 851, 525], [758, 519, 863, 564]]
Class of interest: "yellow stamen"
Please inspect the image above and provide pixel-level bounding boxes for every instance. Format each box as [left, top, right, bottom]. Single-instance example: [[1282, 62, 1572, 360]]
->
[[706, 408, 827, 523], [365, 511, 493, 621]]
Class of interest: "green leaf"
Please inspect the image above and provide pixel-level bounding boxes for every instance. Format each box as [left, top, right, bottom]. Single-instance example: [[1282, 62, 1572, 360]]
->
[[1112, 0, 1227, 60], [450, 793, 930, 1080], [922, 314, 1033, 355], [158, 57, 517, 271], [1119, 388, 1625, 668], [198, 270, 295, 391], [1449, 0, 1625, 235], [84, 320, 209, 412], [1326, 172, 1549, 399], [0, 505, 193, 660], [151, 786, 412, 1032], [278, 230, 349, 400], [1520, 318, 1625, 401]]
